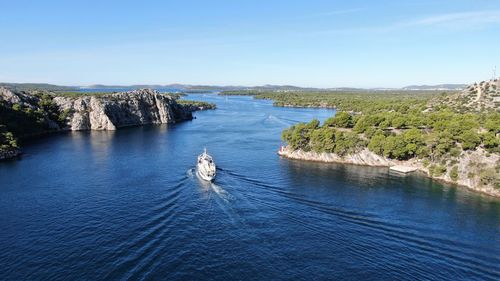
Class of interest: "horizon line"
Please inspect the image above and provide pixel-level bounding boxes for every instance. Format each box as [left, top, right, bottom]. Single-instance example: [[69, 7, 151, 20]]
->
[[0, 81, 473, 90]]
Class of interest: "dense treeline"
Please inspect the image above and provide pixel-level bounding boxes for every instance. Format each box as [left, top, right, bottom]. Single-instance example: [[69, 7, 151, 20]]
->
[[283, 110, 499, 157], [220, 90, 445, 113]]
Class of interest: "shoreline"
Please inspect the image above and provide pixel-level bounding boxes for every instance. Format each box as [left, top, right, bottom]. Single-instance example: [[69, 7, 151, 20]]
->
[[278, 147, 500, 198]]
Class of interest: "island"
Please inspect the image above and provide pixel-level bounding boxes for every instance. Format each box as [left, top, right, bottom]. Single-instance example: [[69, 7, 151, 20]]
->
[[0, 87, 215, 160]]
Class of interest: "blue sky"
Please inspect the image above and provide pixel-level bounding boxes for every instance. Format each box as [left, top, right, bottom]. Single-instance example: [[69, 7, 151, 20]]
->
[[1, 0, 499, 87]]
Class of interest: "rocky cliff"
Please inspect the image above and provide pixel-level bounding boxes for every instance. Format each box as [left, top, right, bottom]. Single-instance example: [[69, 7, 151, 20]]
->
[[279, 146, 500, 198], [53, 89, 193, 130], [0, 88, 209, 160]]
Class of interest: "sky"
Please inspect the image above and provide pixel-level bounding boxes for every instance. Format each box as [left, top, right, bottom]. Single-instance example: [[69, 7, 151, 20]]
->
[[0, 0, 499, 88]]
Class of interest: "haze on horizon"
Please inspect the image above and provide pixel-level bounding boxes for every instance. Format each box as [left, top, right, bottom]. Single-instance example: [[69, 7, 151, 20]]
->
[[1, 0, 499, 88]]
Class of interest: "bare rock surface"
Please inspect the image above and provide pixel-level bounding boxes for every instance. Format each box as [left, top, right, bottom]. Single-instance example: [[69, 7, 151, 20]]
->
[[53, 89, 192, 130]]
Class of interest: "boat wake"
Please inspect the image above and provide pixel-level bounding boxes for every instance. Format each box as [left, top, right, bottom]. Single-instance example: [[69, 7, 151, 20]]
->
[[264, 114, 300, 126], [213, 167, 500, 280], [188, 168, 232, 202]]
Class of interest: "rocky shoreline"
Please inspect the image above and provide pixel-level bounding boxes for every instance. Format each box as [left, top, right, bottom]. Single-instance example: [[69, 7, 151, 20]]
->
[[278, 146, 500, 198]]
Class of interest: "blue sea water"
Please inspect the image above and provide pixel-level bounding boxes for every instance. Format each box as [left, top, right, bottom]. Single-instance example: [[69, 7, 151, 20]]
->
[[0, 94, 498, 280]]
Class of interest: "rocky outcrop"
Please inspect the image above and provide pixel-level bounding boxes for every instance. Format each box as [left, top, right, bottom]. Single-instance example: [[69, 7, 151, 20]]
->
[[279, 146, 500, 198], [279, 147, 392, 166], [53, 89, 193, 130]]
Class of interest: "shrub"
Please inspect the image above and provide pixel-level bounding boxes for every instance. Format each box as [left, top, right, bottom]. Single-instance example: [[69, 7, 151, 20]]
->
[[12, 104, 21, 111], [429, 164, 447, 177], [479, 169, 499, 187], [450, 166, 459, 181], [450, 148, 461, 157]]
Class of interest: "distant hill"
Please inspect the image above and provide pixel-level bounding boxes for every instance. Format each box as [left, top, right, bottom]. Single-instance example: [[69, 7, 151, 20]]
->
[[1, 82, 471, 93], [403, 84, 467, 91], [0, 83, 78, 92]]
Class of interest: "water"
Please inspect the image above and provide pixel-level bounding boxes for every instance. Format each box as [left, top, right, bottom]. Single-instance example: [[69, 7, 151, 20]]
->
[[0, 94, 498, 280]]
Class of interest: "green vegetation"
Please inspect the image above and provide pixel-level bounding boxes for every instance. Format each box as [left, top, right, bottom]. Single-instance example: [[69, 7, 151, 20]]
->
[[480, 168, 500, 189], [0, 92, 65, 140], [0, 125, 18, 151], [55, 91, 112, 98], [0, 90, 74, 156], [220, 90, 443, 113], [450, 166, 459, 181], [219, 90, 262, 96], [176, 100, 216, 109], [283, 107, 499, 161], [276, 88, 499, 188]]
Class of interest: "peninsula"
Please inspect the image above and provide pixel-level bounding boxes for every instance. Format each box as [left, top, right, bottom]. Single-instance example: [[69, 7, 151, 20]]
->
[[276, 79, 499, 197]]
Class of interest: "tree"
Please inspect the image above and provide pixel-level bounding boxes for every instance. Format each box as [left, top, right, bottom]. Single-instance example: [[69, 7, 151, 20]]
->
[[333, 131, 363, 156], [383, 135, 408, 159], [391, 116, 406, 129], [482, 132, 499, 152], [484, 117, 500, 133], [379, 119, 390, 129], [460, 130, 481, 150], [310, 127, 336, 153], [325, 112, 353, 128], [353, 116, 369, 133], [403, 128, 424, 157], [367, 131, 386, 155]]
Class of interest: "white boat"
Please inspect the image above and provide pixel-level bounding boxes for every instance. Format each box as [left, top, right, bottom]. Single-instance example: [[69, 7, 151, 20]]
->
[[196, 148, 216, 181]]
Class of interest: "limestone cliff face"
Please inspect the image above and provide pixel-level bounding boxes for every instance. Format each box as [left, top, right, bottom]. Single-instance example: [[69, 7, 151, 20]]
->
[[279, 146, 500, 198], [53, 89, 193, 130]]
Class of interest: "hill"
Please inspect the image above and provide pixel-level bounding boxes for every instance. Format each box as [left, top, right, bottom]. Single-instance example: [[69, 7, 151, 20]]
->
[[428, 79, 500, 112], [0, 83, 78, 92], [403, 84, 466, 91]]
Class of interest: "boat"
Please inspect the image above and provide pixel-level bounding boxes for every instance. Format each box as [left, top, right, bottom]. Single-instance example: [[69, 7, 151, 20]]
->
[[196, 148, 216, 181]]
